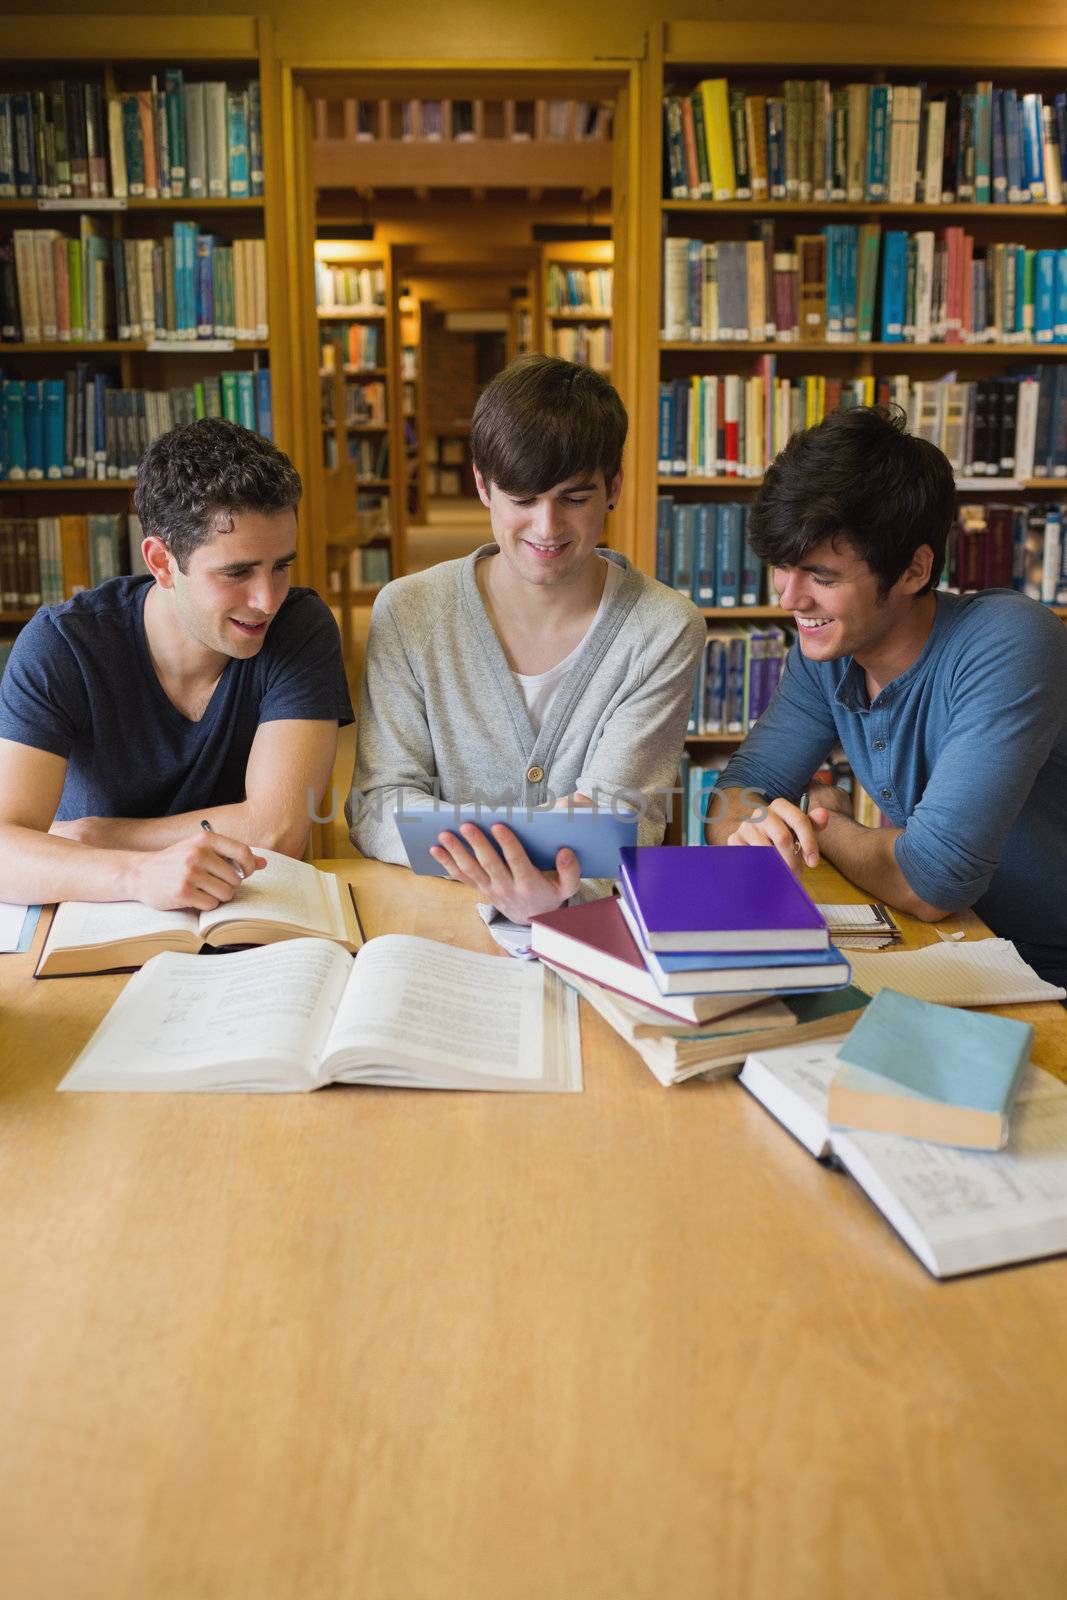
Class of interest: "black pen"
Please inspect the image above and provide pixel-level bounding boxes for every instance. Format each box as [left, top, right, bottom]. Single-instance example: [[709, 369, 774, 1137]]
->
[[200, 818, 245, 880]]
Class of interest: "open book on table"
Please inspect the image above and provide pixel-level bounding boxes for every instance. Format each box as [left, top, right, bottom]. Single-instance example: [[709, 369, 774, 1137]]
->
[[58, 934, 582, 1095], [36, 850, 363, 977], [740, 1039, 1067, 1278]]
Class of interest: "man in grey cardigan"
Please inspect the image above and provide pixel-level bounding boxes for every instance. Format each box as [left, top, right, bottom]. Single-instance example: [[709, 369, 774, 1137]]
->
[[349, 355, 705, 923]]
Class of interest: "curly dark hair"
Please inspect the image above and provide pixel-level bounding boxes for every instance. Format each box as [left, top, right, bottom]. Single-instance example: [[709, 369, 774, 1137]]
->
[[750, 404, 956, 597], [134, 418, 302, 572], [471, 353, 627, 496]]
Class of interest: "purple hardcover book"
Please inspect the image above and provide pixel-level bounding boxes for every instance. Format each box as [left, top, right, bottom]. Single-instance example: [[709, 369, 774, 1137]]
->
[[618, 846, 829, 953]]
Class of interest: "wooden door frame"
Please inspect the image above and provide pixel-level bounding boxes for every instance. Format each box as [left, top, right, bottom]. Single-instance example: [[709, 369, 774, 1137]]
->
[[277, 54, 649, 580]]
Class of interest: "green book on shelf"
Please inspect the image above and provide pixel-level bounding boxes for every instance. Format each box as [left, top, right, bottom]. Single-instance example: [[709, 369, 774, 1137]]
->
[[828, 987, 1032, 1150]]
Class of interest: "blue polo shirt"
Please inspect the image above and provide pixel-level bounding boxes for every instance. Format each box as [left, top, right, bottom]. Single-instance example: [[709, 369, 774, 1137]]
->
[[717, 590, 1067, 987], [0, 575, 354, 821]]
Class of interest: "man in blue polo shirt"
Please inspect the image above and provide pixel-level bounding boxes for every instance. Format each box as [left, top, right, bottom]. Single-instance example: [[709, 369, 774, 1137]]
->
[[0, 418, 353, 912], [708, 405, 1067, 988]]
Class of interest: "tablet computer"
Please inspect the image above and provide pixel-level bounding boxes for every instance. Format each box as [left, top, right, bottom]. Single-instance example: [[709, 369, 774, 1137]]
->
[[393, 805, 639, 879]]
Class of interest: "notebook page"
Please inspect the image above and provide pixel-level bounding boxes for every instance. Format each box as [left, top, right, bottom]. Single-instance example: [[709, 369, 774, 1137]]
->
[[199, 849, 340, 938], [326, 934, 547, 1082], [59, 938, 352, 1090], [45, 897, 197, 950], [847, 940, 1067, 1007]]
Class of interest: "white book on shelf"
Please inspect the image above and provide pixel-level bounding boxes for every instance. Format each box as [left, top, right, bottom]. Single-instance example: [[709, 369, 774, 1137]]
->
[[204, 82, 229, 199]]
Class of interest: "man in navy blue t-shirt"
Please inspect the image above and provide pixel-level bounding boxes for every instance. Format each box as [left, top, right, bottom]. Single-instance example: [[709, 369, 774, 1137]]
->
[[0, 418, 353, 912], [706, 406, 1067, 989]]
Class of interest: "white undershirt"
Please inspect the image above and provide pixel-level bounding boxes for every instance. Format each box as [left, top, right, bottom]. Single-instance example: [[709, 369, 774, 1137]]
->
[[513, 555, 622, 734]]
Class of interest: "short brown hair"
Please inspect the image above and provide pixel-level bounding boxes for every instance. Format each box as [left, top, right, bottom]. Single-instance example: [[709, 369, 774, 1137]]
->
[[470, 353, 627, 495], [135, 417, 302, 573]]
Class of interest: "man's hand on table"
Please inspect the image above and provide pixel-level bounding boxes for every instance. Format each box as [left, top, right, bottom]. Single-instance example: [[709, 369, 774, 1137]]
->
[[725, 785, 852, 874]]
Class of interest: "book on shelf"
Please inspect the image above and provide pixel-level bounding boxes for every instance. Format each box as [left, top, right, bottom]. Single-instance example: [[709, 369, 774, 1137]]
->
[[36, 850, 363, 978], [655, 366, 1067, 482], [0, 368, 272, 481], [320, 322, 382, 371], [545, 264, 613, 313], [0, 75, 262, 203], [687, 623, 792, 735], [314, 261, 386, 311], [551, 324, 612, 368], [739, 1040, 1067, 1278], [827, 987, 1033, 1150], [946, 502, 1067, 604], [57, 933, 582, 1095], [663, 77, 1067, 209], [0, 510, 132, 606], [661, 230, 1067, 348], [2, 225, 267, 344]]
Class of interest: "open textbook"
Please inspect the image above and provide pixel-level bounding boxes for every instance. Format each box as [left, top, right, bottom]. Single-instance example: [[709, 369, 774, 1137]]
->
[[58, 934, 582, 1095], [36, 851, 363, 976], [740, 1040, 1067, 1278]]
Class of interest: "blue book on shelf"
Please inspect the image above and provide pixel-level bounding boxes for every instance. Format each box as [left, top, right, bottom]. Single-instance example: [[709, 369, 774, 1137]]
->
[[654, 494, 672, 585], [255, 366, 272, 440], [828, 988, 1031, 1150], [227, 92, 250, 200], [248, 80, 264, 197], [974, 82, 992, 203], [236, 370, 256, 430], [842, 226, 859, 341], [714, 503, 741, 606], [991, 91, 1007, 202], [1035, 251, 1056, 343], [880, 231, 908, 341], [671, 378, 688, 474], [24, 380, 43, 479], [657, 382, 673, 475], [43, 378, 66, 479], [740, 506, 761, 604], [11, 94, 36, 196], [1055, 251, 1067, 343], [92, 373, 110, 474], [1056, 95, 1067, 187], [766, 98, 785, 198], [1002, 89, 1024, 203], [196, 233, 215, 337], [0, 96, 14, 196], [692, 502, 715, 605], [1021, 93, 1045, 200], [670, 503, 693, 596], [865, 84, 888, 200], [824, 225, 842, 340]]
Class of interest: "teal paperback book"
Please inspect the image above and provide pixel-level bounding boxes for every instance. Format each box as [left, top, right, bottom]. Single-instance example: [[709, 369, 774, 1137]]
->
[[827, 987, 1033, 1149]]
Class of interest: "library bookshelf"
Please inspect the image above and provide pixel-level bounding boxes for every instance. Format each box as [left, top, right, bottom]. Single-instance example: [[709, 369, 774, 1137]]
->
[[398, 292, 427, 524], [634, 19, 1067, 794], [314, 237, 404, 603], [541, 238, 614, 376], [0, 15, 290, 653]]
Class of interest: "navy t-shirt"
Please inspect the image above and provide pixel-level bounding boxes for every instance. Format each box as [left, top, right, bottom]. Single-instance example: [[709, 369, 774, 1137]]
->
[[0, 575, 354, 820]]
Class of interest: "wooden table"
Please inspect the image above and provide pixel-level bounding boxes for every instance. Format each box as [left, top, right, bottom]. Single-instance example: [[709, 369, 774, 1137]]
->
[[3, 859, 1067, 1599]]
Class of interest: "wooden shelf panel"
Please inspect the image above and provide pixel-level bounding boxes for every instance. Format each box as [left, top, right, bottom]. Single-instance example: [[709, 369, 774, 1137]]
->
[[663, 199, 1067, 219], [661, 341, 1067, 357], [0, 609, 35, 624], [313, 138, 612, 192], [317, 309, 387, 321], [686, 731, 747, 744], [658, 476, 1067, 492], [2, 341, 269, 353], [699, 606, 788, 619], [356, 477, 391, 489]]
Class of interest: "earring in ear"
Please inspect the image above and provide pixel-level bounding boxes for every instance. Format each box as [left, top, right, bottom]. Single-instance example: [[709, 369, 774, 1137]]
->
[[608, 502, 615, 510]]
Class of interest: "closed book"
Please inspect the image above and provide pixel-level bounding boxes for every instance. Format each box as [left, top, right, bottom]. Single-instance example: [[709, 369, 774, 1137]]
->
[[617, 844, 830, 954], [530, 898, 774, 1026], [618, 895, 850, 994], [828, 988, 1032, 1150]]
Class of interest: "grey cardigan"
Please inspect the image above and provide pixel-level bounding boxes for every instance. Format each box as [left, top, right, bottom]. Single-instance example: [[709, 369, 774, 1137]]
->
[[348, 546, 706, 863]]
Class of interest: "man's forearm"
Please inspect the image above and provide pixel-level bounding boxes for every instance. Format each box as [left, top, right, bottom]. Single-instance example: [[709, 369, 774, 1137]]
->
[[704, 785, 769, 846], [0, 824, 141, 905], [65, 798, 310, 857], [816, 811, 947, 920]]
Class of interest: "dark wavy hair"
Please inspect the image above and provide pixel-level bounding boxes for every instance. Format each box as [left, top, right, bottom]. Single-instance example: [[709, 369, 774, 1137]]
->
[[471, 353, 628, 495], [134, 417, 302, 572], [749, 404, 956, 596]]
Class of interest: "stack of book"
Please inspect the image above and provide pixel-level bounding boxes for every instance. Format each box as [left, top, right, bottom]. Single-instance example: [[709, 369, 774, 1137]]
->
[[530, 847, 862, 1086]]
